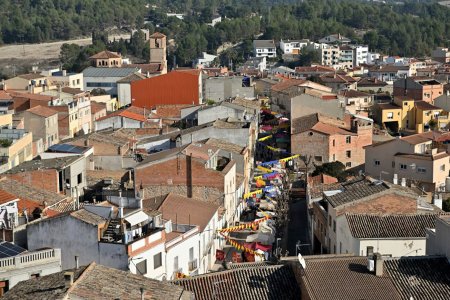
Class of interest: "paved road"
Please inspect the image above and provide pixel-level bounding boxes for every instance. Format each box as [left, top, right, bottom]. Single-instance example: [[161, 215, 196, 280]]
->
[[286, 198, 311, 256]]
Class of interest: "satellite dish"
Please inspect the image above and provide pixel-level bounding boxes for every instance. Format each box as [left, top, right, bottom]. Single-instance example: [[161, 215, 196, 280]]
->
[[298, 253, 306, 270]]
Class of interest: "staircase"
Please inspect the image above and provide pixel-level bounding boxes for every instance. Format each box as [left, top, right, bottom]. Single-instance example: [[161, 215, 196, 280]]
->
[[103, 219, 120, 241]]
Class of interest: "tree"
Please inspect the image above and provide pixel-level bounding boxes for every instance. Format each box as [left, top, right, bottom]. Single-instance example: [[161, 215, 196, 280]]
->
[[428, 119, 438, 131], [312, 161, 348, 182]]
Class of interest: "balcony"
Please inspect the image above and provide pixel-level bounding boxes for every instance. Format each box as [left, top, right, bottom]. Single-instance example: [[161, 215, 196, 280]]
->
[[188, 259, 198, 272], [0, 249, 60, 271]]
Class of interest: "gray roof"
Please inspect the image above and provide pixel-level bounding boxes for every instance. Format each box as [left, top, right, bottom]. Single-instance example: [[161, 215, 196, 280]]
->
[[346, 213, 439, 238], [70, 208, 107, 225], [299, 255, 402, 300], [4, 263, 189, 300], [325, 178, 389, 208], [253, 40, 275, 48], [6, 156, 83, 173], [0, 177, 67, 207], [3, 266, 88, 300], [384, 256, 450, 300], [82, 67, 139, 78], [174, 264, 299, 300], [116, 72, 146, 83]]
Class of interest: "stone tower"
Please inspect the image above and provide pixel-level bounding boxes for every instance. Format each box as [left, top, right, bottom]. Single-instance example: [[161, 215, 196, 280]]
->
[[149, 32, 167, 73]]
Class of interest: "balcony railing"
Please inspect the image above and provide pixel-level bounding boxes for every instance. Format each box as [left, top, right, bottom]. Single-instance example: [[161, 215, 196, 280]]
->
[[0, 249, 59, 270]]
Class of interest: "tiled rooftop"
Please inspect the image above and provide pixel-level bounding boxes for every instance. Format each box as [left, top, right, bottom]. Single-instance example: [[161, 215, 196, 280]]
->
[[175, 264, 299, 300], [346, 213, 439, 238], [26, 105, 58, 118], [384, 256, 450, 300], [301, 255, 402, 300], [325, 178, 389, 208], [4, 262, 189, 300]]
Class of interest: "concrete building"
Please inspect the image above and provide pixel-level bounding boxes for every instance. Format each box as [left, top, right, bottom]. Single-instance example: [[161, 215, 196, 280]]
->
[[144, 193, 221, 277], [364, 131, 450, 192], [311, 177, 436, 254], [3, 262, 192, 299], [131, 70, 203, 108], [203, 76, 255, 102], [3, 73, 54, 93], [5, 156, 87, 200], [253, 40, 276, 58], [89, 50, 123, 68], [279, 39, 310, 54], [23, 106, 59, 150], [194, 52, 217, 68], [0, 244, 61, 295], [134, 145, 238, 225], [318, 33, 351, 44], [339, 213, 438, 257], [432, 47, 450, 64], [291, 114, 373, 168], [83, 67, 139, 96], [270, 79, 335, 116], [0, 127, 33, 173], [393, 77, 444, 103], [357, 77, 391, 94], [45, 70, 84, 90], [374, 97, 449, 134], [426, 215, 450, 259], [338, 90, 373, 115], [318, 73, 357, 92], [94, 106, 148, 131], [369, 65, 412, 82]]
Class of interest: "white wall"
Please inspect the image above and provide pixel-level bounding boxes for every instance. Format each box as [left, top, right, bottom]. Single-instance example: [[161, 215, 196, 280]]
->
[[129, 242, 166, 280], [117, 82, 132, 108], [166, 230, 201, 279]]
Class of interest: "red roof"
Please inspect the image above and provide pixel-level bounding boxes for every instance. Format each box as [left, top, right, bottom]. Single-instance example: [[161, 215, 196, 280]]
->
[[90, 50, 121, 59], [271, 79, 307, 92], [150, 32, 166, 38], [0, 189, 18, 205], [26, 105, 58, 118], [96, 106, 147, 122], [131, 70, 201, 108], [0, 90, 12, 100]]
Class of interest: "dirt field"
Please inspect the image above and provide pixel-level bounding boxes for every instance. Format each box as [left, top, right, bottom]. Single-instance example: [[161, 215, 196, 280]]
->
[[0, 34, 131, 77], [0, 34, 131, 61]]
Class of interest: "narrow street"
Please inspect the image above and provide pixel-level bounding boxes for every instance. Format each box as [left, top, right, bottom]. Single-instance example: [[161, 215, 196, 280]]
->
[[286, 197, 311, 256]]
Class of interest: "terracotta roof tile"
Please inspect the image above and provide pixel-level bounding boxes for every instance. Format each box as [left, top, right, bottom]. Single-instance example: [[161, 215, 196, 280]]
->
[[26, 105, 58, 118], [175, 264, 299, 300], [89, 50, 121, 59], [150, 32, 166, 38], [158, 193, 219, 231], [0, 189, 18, 205], [271, 79, 307, 92], [301, 255, 402, 300], [90, 101, 106, 114]]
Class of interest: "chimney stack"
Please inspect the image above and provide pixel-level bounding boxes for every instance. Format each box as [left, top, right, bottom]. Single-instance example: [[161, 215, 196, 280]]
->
[[64, 272, 74, 288], [374, 253, 383, 277], [75, 256, 79, 269]]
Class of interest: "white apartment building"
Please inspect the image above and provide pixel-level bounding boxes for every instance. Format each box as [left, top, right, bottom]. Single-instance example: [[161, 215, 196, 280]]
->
[[253, 40, 277, 58], [279, 39, 310, 54]]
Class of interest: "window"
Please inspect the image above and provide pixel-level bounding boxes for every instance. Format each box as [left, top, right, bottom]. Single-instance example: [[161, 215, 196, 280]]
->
[[315, 156, 323, 162], [441, 165, 446, 171], [333, 220, 336, 232], [346, 162, 351, 168], [333, 139, 335, 147], [136, 260, 147, 275], [153, 253, 162, 269], [173, 256, 179, 271], [328, 216, 332, 227], [400, 164, 407, 170], [387, 112, 394, 119], [346, 151, 351, 158], [374, 160, 380, 166], [417, 167, 426, 173], [392, 161, 395, 168], [333, 154, 336, 161], [189, 247, 194, 261], [77, 173, 82, 184]]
